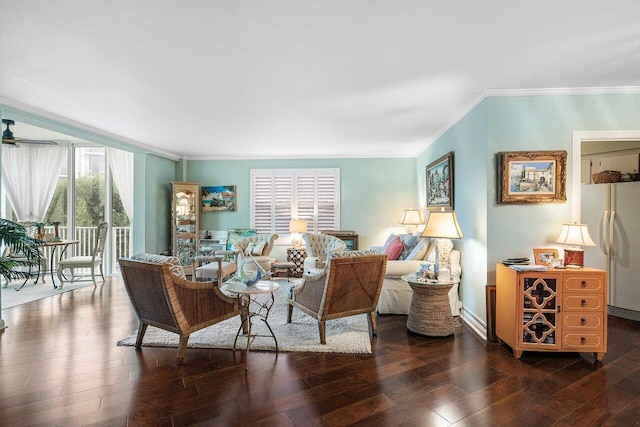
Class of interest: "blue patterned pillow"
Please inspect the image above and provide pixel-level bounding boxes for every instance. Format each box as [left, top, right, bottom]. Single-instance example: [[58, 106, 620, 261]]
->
[[130, 253, 186, 279]]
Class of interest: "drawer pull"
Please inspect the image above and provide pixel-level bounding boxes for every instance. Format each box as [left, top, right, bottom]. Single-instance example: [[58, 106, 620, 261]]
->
[[580, 318, 586, 324], [581, 337, 587, 344], [581, 299, 587, 306], [581, 280, 587, 287]]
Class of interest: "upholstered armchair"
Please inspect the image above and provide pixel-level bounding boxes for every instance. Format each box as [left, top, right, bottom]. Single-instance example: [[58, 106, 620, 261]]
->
[[301, 233, 346, 275], [231, 233, 278, 272], [192, 251, 238, 284], [287, 250, 387, 344], [119, 253, 240, 365]]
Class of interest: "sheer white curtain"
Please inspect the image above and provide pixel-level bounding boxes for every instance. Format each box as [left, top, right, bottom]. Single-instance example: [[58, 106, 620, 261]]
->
[[1, 145, 67, 222], [106, 147, 133, 221]]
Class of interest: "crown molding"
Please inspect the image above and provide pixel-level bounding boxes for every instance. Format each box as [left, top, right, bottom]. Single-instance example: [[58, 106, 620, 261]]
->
[[415, 86, 640, 156], [0, 98, 179, 161], [485, 86, 640, 97], [414, 92, 487, 156]]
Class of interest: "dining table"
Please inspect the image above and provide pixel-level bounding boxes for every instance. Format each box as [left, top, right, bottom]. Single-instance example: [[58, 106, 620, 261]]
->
[[40, 239, 80, 289]]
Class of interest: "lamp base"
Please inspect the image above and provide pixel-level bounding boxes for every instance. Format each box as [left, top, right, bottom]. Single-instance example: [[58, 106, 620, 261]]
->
[[436, 238, 453, 280], [564, 248, 584, 268]]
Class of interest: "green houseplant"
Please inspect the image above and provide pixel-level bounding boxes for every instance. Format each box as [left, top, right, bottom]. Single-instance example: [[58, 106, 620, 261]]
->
[[0, 218, 44, 283]]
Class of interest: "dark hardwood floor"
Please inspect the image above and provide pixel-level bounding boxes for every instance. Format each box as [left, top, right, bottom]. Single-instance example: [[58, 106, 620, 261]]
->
[[1, 277, 639, 426]]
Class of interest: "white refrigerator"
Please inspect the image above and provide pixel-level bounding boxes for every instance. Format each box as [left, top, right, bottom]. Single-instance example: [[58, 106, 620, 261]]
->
[[581, 182, 640, 320]]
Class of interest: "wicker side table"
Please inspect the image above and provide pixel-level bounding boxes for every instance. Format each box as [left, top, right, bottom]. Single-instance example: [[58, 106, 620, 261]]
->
[[402, 275, 457, 336]]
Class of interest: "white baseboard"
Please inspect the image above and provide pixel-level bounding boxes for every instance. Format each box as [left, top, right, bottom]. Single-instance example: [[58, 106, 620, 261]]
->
[[460, 306, 488, 341]]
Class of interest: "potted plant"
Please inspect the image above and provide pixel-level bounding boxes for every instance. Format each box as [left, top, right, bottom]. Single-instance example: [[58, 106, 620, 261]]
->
[[0, 218, 44, 284]]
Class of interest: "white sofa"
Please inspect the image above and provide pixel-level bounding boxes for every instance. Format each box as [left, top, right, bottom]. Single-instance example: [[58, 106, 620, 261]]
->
[[372, 233, 462, 316]]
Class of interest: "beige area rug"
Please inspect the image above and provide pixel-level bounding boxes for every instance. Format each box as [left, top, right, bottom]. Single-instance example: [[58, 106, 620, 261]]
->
[[1, 277, 96, 309], [117, 282, 372, 354]]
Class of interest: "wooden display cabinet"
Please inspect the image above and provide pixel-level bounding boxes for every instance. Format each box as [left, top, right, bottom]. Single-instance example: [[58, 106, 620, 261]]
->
[[495, 263, 607, 361], [171, 182, 200, 276]]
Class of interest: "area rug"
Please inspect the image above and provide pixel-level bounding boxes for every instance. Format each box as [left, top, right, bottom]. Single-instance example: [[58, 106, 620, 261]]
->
[[117, 282, 372, 354], [1, 278, 96, 309]]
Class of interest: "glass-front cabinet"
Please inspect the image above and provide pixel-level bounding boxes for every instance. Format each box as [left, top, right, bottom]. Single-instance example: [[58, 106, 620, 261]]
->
[[496, 263, 607, 361], [171, 182, 200, 276], [521, 276, 558, 347]]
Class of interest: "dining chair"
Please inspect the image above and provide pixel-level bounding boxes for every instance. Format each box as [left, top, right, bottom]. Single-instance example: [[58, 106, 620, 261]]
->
[[57, 221, 108, 287]]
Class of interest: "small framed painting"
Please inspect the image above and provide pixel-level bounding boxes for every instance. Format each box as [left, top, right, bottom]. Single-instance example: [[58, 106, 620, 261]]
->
[[533, 248, 559, 266], [498, 150, 567, 204], [202, 185, 236, 212], [426, 151, 454, 211]]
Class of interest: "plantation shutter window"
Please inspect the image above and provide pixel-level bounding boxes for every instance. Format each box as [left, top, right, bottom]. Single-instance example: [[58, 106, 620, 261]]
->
[[250, 169, 340, 239]]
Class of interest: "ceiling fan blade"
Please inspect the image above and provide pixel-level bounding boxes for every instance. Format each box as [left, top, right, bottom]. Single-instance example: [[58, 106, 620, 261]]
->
[[16, 139, 58, 145]]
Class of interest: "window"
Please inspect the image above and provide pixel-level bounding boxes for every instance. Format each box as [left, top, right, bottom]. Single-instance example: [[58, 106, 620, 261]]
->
[[251, 168, 340, 239]]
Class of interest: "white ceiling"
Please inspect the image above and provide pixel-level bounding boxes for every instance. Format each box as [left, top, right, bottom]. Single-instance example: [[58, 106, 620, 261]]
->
[[2, 1, 640, 160]]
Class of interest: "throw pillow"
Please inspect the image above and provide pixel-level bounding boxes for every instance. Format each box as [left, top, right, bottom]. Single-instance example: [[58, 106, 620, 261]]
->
[[397, 234, 419, 260], [251, 241, 267, 256], [383, 236, 404, 260], [406, 238, 430, 260], [244, 242, 256, 256], [131, 253, 186, 279]]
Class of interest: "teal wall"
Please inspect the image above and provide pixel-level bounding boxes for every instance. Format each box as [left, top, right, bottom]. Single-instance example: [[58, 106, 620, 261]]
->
[[419, 93, 640, 327], [132, 153, 176, 254], [417, 101, 489, 325], [187, 158, 418, 250]]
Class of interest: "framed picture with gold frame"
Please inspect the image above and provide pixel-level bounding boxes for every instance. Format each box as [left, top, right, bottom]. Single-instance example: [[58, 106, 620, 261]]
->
[[533, 248, 559, 266], [498, 150, 567, 204]]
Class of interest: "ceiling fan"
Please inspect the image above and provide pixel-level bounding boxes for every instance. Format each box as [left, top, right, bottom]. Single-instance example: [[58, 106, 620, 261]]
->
[[2, 119, 58, 146]]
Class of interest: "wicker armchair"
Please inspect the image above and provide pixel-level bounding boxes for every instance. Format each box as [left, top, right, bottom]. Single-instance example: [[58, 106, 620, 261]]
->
[[287, 250, 387, 344], [119, 253, 240, 365], [301, 233, 347, 274]]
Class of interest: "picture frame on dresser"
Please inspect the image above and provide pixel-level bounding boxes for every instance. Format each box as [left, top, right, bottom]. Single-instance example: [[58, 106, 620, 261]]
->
[[426, 151, 454, 211], [533, 248, 559, 266], [498, 150, 567, 204]]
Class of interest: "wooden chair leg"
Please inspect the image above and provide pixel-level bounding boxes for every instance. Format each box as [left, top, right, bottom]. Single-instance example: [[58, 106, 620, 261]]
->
[[135, 323, 148, 349], [318, 320, 326, 344], [368, 311, 378, 336], [287, 304, 294, 323], [177, 335, 190, 365], [91, 266, 97, 287]]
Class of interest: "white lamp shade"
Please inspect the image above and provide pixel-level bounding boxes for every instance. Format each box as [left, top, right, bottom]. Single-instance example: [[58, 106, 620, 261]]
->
[[555, 223, 596, 247], [421, 211, 463, 239], [289, 219, 308, 233], [400, 209, 424, 225]]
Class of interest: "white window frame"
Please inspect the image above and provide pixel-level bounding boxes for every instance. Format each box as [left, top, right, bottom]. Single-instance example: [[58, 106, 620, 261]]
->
[[250, 168, 340, 245]]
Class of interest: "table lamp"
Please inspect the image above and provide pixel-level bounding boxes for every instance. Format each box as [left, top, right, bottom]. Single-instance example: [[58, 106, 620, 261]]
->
[[289, 219, 307, 249], [554, 222, 596, 268], [400, 209, 424, 233], [421, 208, 463, 279]]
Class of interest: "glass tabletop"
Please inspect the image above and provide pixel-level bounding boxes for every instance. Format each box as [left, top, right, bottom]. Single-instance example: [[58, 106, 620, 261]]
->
[[401, 274, 458, 286], [223, 280, 280, 295]]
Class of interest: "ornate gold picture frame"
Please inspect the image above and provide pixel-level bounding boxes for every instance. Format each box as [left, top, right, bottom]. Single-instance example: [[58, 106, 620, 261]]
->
[[498, 150, 567, 204]]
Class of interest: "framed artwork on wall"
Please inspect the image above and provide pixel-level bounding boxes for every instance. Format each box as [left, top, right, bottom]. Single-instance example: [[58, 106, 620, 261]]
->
[[201, 185, 236, 212], [426, 151, 454, 211], [498, 150, 567, 204]]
